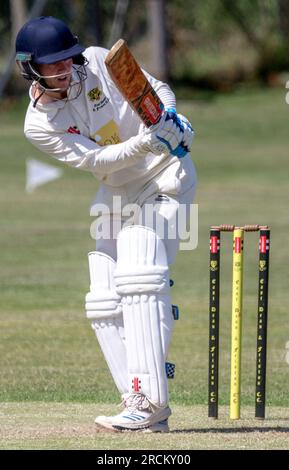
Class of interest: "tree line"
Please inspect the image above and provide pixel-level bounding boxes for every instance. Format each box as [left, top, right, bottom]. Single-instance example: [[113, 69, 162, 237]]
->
[[1, 0, 288, 96]]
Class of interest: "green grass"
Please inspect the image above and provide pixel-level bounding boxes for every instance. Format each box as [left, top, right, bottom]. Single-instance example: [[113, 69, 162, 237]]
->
[[0, 88, 289, 448], [1, 403, 289, 450]]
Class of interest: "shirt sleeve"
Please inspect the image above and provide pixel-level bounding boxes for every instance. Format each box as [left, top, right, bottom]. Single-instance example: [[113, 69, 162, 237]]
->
[[25, 127, 149, 178]]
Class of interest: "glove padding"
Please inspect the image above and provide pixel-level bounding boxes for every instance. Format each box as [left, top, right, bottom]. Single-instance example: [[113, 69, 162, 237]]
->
[[141, 110, 194, 158], [155, 111, 184, 153], [141, 112, 181, 156], [165, 110, 194, 158], [177, 113, 194, 154]]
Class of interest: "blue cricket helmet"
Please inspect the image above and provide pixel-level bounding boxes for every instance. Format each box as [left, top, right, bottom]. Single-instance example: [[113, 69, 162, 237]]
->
[[15, 16, 85, 64]]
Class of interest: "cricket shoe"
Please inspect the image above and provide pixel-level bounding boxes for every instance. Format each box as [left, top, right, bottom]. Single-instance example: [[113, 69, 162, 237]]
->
[[95, 416, 169, 433], [95, 394, 171, 432], [141, 418, 169, 433]]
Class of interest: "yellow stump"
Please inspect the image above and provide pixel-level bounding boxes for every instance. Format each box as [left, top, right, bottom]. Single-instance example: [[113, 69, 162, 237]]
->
[[230, 228, 244, 419]]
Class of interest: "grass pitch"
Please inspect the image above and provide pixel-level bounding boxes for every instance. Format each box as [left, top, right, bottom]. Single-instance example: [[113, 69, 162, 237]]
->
[[1, 402, 289, 450], [0, 88, 289, 449]]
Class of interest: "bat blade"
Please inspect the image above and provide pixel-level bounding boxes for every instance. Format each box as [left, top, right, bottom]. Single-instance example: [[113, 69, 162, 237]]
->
[[105, 39, 163, 127]]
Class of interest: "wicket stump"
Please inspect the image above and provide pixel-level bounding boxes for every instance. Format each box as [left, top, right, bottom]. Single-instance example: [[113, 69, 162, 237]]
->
[[208, 224, 270, 420], [208, 228, 220, 418], [255, 227, 270, 419], [230, 228, 244, 419]]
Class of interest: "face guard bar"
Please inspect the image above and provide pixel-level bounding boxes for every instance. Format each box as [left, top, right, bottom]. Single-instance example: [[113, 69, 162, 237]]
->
[[16, 52, 88, 103]]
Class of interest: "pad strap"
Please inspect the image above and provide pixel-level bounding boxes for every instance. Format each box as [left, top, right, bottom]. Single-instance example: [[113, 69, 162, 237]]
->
[[85, 251, 122, 320], [114, 225, 170, 296]]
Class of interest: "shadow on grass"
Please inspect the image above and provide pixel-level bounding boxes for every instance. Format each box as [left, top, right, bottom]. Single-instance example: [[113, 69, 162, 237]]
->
[[172, 427, 289, 434]]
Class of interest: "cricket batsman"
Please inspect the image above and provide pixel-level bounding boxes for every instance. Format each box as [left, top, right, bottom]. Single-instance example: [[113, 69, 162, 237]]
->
[[15, 16, 197, 432]]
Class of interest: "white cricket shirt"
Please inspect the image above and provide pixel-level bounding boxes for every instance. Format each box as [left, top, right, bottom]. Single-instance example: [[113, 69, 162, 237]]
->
[[24, 46, 196, 209]]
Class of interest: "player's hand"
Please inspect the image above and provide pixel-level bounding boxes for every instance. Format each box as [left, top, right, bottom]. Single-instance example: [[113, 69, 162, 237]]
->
[[177, 113, 194, 153], [142, 110, 194, 158], [141, 110, 194, 157], [153, 111, 184, 154], [165, 109, 194, 158], [141, 112, 183, 156]]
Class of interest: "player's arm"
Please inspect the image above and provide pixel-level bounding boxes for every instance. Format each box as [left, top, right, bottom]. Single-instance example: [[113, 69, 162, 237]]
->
[[24, 124, 167, 176], [143, 71, 195, 157], [105, 39, 194, 158]]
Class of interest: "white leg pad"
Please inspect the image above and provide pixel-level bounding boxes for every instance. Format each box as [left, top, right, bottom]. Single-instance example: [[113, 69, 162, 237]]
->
[[85, 251, 128, 395], [114, 225, 174, 407]]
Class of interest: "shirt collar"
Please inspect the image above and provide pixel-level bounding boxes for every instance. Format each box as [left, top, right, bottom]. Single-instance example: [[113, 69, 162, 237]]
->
[[29, 84, 66, 121]]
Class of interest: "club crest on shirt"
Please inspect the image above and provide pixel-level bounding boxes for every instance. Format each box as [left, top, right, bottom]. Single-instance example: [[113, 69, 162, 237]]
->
[[87, 87, 102, 101], [87, 87, 110, 112]]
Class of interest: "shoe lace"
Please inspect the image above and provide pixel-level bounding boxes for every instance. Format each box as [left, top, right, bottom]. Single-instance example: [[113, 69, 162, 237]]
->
[[124, 394, 151, 412]]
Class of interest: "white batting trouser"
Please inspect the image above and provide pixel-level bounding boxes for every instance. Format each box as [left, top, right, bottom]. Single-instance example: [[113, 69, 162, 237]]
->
[[87, 185, 195, 399], [95, 184, 196, 265]]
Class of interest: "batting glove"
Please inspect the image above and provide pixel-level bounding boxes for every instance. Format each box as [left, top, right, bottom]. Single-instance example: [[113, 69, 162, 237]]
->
[[165, 109, 195, 158], [178, 113, 194, 152], [142, 111, 184, 156]]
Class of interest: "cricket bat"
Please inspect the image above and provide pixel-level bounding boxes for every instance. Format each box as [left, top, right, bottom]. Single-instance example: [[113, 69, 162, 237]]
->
[[105, 39, 163, 127]]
